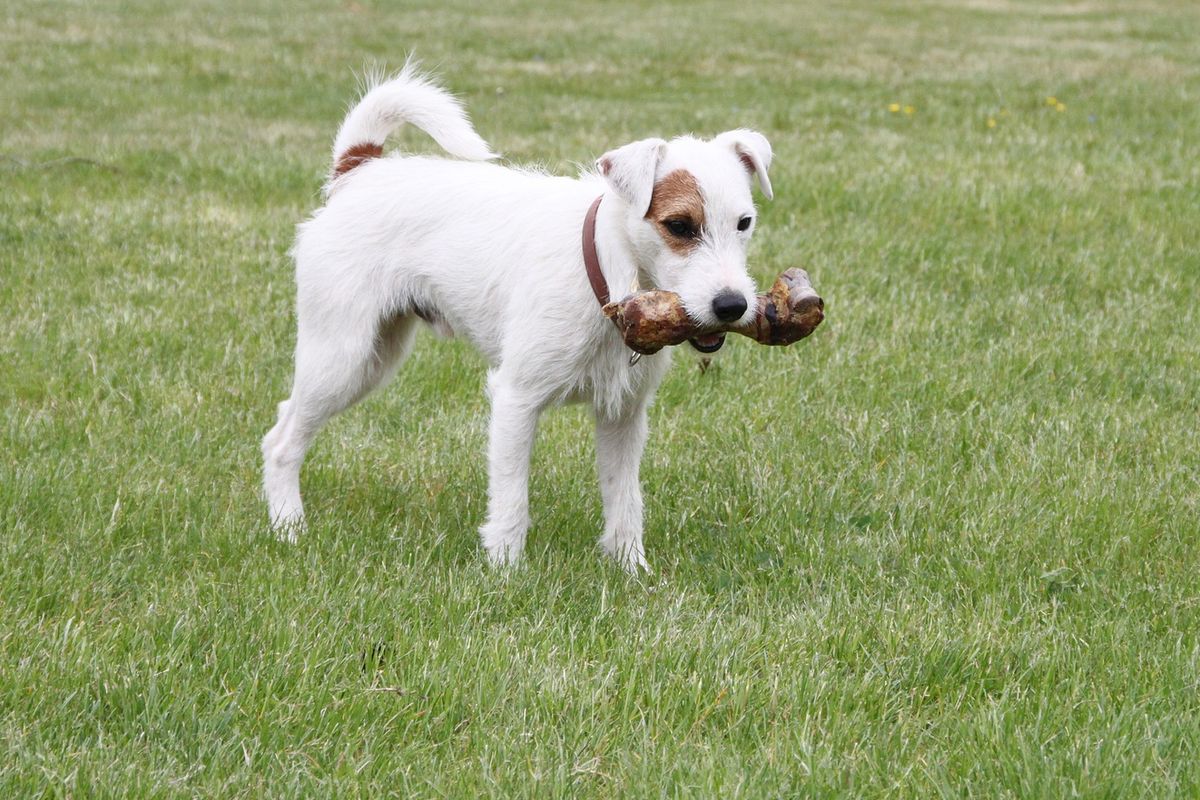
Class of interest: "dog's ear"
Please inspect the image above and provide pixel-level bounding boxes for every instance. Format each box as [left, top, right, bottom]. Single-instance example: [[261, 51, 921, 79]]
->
[[596, 138, 668, 216], [715, 129, 773, 200]]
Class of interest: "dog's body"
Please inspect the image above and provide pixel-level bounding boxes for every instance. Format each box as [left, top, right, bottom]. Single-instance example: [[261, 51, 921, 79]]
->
[[263, 64, 773, 570]]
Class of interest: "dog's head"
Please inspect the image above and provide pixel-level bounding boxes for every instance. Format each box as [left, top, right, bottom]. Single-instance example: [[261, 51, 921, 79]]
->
[[597, 130, 772, 352]]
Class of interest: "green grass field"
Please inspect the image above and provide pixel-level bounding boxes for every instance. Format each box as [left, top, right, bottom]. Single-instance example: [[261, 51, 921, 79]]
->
[[3, 0, 1200, 796]]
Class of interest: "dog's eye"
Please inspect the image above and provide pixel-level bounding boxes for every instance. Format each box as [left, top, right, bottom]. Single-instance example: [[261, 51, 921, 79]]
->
[[737, 216, 753, 232], [663, 218, 698, 239]]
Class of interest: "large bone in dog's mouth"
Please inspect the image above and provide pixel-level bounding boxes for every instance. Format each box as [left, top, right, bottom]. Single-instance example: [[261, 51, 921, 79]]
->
[[601, 267, 825, 356]]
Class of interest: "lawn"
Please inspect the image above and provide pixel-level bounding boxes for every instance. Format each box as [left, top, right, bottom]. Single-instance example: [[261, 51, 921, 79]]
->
[[3, 0, 1200, 796]]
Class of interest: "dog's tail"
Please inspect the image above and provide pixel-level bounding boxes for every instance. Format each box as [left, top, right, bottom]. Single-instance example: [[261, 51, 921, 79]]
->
[[329, 60, 497, 184]]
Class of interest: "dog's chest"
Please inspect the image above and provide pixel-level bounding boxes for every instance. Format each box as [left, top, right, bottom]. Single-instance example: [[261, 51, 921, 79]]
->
[[568, 343, 673, 418]]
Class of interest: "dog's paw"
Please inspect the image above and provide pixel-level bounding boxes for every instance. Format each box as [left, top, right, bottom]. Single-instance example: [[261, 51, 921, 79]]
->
[[483, 541, 524, 569], [269, 511, 305, 544], [480, 523, 526, 568], [599, 538, 652, 575], [620, 551, 653, 575]]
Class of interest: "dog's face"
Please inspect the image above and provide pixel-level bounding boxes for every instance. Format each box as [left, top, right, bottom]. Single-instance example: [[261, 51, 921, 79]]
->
[[598, 130, 772, 352]]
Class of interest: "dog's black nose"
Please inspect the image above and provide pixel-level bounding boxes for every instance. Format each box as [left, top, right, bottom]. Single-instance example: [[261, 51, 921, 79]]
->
[[712, 291, 748, 322]]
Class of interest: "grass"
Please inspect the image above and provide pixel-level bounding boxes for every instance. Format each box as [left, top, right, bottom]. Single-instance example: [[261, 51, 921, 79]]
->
[[3, 0, 1200, 796]]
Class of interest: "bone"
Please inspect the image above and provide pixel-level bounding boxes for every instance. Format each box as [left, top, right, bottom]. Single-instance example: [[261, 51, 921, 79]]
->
[[601, 267, 824, 355]]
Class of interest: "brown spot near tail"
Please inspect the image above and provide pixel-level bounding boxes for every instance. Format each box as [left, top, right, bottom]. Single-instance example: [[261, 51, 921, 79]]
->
[[645, 169, 705, 255], [333, 142, 383, 177]]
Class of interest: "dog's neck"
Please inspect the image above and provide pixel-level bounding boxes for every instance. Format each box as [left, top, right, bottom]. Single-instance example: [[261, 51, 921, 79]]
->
[[592, 194, 657, 303]]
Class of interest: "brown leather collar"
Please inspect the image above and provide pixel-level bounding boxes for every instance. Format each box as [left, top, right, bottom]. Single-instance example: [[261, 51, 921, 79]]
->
[[582, 195, 609, 307]]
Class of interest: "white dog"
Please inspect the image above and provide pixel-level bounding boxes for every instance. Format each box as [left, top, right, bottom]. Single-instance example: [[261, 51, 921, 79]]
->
[[262, 63, 774, 571]]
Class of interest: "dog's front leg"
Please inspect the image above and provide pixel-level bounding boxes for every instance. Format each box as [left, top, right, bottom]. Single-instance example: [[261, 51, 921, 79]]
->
[[595, 404, 651, 573], [479, 376, 542, 566]]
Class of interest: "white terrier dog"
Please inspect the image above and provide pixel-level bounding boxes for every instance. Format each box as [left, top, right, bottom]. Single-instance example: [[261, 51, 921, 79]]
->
[[262, 63, 774, 571]]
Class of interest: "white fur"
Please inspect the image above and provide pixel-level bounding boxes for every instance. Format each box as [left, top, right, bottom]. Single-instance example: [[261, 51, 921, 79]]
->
[[262, 65, 772, 571], [331, 60, 497, 176]]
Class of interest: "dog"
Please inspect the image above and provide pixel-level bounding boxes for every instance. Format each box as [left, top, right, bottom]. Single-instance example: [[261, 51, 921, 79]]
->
[[262, 63, 774, 571]]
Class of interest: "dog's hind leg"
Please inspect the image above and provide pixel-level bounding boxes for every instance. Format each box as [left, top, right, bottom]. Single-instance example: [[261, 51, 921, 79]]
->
[[262, 310, 418, 539], [595, 403, 652, 573], [478, 372, 544, 566]]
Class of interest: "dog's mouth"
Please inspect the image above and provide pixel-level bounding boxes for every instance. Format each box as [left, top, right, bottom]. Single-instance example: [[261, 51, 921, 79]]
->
[[688, 333, 726, 354]]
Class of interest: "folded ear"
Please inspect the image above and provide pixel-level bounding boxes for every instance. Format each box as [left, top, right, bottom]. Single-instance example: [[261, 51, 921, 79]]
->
[[596, 138, 668, 216], [715, 129, 773, 200]]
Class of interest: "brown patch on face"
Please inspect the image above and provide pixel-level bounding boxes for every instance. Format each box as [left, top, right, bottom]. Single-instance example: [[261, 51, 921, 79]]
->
[[333, 142, 383, 177], [644, 169, 705, 255]]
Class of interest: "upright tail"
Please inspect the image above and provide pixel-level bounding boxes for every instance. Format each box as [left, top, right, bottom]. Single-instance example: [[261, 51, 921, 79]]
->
[[328, 61, 497, 185]]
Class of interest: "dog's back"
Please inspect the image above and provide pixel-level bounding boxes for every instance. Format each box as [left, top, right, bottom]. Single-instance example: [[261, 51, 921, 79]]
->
[[311, 160, 610, 373]]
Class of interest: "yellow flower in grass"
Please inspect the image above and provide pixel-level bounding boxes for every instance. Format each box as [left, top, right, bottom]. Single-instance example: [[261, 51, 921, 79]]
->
[[903, 105, 915, 115], [987, 117, 997, 128], [1055, 102, 1066, 112], [888, 103, 900, 113], [1046, 96, 1058, 106]]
